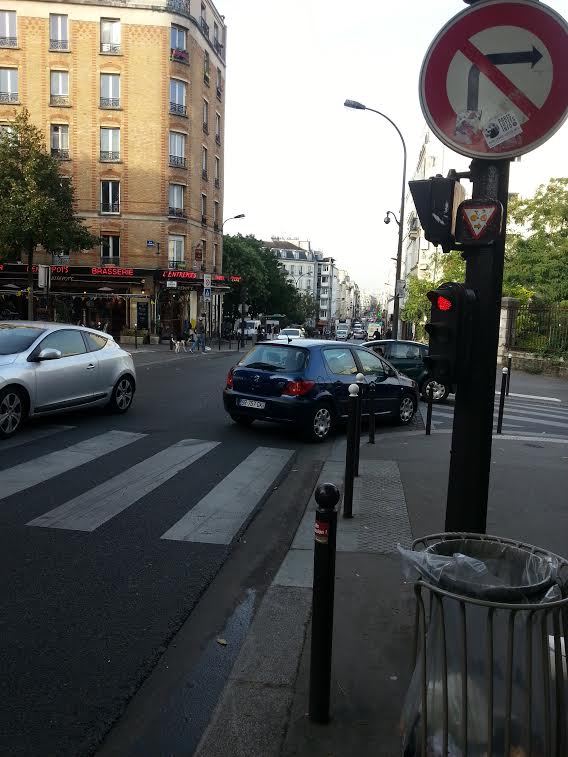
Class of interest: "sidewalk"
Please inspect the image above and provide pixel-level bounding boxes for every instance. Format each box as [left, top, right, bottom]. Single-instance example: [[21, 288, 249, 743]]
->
[[195, 412, 568, 757], [126, 340, 247, 357]]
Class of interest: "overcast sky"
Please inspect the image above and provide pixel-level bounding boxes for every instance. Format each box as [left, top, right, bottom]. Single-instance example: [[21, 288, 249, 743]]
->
[[217, 0, 568, 294]]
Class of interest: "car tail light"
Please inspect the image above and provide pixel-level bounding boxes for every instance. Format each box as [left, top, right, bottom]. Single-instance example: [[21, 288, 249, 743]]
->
[[226, 368, 234, 389], [282, 379, 315, 397]]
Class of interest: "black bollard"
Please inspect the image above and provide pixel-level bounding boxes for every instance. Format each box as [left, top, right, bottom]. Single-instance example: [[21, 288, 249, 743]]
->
[[134, 326, 138, 350], [218, 330, 221, 351], [425, 382, 434, 436], [368, 383, 376, 444], [496, 367, 508, 434], [309, 482, 340, 725], [343, 383, 359, 519], [506, 352, 512, 396], [354, 373, 365, 477]]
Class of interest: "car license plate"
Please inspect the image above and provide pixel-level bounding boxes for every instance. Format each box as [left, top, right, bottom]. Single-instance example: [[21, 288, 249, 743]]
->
[[239, 399, 265, 409]]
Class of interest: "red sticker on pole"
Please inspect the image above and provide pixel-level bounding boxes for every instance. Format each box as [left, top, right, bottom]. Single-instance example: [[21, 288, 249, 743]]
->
[[315, 519, 329, 544], [419, 0, 568, 159], [455, 199, 503, 245]]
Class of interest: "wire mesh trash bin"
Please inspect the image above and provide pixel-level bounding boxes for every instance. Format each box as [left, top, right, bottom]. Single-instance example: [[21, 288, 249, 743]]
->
[[399, 533, 568, 757]]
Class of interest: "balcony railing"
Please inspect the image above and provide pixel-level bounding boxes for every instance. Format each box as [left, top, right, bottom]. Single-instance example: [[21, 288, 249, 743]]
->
[[170, 47, 189, 64], [200, 17, 209, 37], [216, 86, 222, 101], [169, 155, 186, 168], [50, 39, 69, 50], [202, 169, 208, 181], [169, 102, 187, 116], [168, 259, 186, 270], [0, 92, 18, 103], [215, 134, 221, 146], [204, 72, 210, 86], [100, 256, 120, 267], [202, 122, 209, 134], [214, 177, 220, 189], [52, 254, 70, 264], [100, 97, 120, 109], [50, 94, 69, 106], [167, 0, 190, 14], [201, 215, 207, 226], [101, 201, 120, 214], [100, 150, 120, 162], [168, 206, 187, 219], [51, 147, 70, 160], [0, 36, 17, 48], [100, 42, 121, 54], [213, 39, 223, 55]]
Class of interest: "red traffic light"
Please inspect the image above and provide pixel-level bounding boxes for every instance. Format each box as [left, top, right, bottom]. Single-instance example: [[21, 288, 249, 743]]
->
[[436, 295, 453, 312]]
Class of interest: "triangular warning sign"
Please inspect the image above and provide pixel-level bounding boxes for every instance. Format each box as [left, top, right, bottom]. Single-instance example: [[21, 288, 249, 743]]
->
[[462, 206, 497, 239]]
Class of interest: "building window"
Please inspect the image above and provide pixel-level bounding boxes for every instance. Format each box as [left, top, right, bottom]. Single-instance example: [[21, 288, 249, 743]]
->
[[100, 73, 120, 108], [201, 146, 208, 179], [202, 99, 209, 132], [213, 200, 219, 228], [168, 235, 185, 268], [200, 2, 209, 36], [200, 193, 207, 224], [49, 14, 68, 50], [50, 124, 69, 159], [213, 22, 222, 54], [100, 19, 120, 54], [101, 234, 120, 264], [168, 183, 185, 218], [100, 127, 120, 161], [213, 242, 218, 269], [204, 50, 210, 85], [170, 25, 188, 63], [0, 68, 18, 103], [101, 179, 120, 214], [201, 239, 207, 265], [216, 67, 222, 99], [215, 112, 221, 144], [50, 70, 69, 106], [170, 79, 187, 116], [214, 155, 220, 188], [0, 10, 16, 48], [169, 131, 186, 167]]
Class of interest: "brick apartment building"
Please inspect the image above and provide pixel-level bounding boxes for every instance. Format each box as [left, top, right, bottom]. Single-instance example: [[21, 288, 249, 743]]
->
[[0, 0, 231, 338]]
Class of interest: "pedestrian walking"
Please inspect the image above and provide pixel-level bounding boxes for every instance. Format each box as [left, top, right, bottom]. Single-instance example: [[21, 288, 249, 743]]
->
[[192, 319, 206, 353]]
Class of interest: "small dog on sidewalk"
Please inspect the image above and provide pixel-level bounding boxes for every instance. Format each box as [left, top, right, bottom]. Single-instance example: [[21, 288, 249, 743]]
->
[[173, 339, 187, 353]]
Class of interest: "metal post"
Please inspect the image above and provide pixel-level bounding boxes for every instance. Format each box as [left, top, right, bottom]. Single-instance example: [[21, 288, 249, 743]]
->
[[446, 159, 511, 533], [343, 383, 359, 519], [218, 328, 221, 351], [496, 367, 508, 435], [506, 353, 512, 396], [309, 482, 340, 724], [134, 325, 138, 350], [426, 382, 434, 436], [368, 384, 376, 444], [354, 373, 365, 476]]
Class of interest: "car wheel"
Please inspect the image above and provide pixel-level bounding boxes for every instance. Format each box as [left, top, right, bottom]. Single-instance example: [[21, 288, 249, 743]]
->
[[0, 387, 26, 438], [230, 414, 254, 427], [305, 403, 334, 442], [109, 376, 135, 414], [421, 378, 450, 403], [397, 393, 416, 425]]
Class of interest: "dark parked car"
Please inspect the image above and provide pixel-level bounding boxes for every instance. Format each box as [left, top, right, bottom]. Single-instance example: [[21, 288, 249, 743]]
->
[[362, 339, 452, 402], [223, 339, 418, 441]]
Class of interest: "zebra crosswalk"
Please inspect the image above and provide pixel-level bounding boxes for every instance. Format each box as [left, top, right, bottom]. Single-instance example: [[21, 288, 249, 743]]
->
[[0, 427, 294, 545]]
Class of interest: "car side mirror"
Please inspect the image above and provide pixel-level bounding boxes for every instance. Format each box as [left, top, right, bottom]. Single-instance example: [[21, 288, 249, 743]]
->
[[37, 348, 62, 361]]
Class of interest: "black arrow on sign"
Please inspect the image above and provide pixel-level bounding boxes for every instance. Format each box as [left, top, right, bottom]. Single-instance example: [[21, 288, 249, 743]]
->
[[467, 46, 543, 110]]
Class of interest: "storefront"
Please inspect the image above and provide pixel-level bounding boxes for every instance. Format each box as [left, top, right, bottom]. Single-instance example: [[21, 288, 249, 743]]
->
[[0, 263, 154, 339]]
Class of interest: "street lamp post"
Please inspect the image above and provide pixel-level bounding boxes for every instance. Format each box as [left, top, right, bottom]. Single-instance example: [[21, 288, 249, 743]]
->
[[222, 213, 245, 231], [220, 213, 245, 339], [344, 99, 407, 339]]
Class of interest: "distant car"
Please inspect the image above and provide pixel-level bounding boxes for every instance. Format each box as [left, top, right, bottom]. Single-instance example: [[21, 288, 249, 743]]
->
[[353, 327, 366, 340], [0, 322, 136, 438], [362, 338, 451, 402], [223, 339, 418, 441], [276, 328, 305, 342]]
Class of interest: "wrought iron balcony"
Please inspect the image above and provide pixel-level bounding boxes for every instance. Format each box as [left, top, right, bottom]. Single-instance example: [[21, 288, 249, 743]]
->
[[100, 42, 121, 54], [51, 147, 70, 160], [168, 207, 187, 219], [214, 177, 220, 189], [167, 0, 190, 15], [52, 254, 70, 264], [50, 94, 69, 106], [203, 72, 210, 86], [0, 92, 18, 103], [100, 256, 120, 267], [201, 215, 207, 226], [202, 122, 209, 134], [100, 97, 120, 109], [100, 150, 120, 162], [170, 48, 189, 64], [202, 169, 208, 181], [169, 102, 187, 116], [169, 155, 186, 168], [49, 39, 69, 50], [215, 134, 221, 146], [0, 36, 17, 48], [216, 86, 222, 101], [213, 39, 223, 55], [168, 259, 186, 270], [101, 201, 120, 214], [200, 17, 209, 37]]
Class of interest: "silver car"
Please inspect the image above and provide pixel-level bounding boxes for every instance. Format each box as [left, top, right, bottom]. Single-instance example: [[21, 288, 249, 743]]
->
[[0, 322, 136, 438]]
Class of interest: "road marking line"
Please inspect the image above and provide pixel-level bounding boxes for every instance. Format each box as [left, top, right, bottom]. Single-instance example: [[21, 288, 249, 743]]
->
[[497, 406, 568, 420], [28, 439, 218, 531], [161, 446, 294, 544], [494, 435, 568, 444], [498, 392, 562, 403], [0, 424, 74, 452], [0, 431, 144, 501]]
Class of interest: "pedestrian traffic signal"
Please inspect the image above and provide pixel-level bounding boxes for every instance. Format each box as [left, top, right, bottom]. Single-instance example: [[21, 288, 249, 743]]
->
[[425, 282, 476, 384], [408, 176, 466, 253]]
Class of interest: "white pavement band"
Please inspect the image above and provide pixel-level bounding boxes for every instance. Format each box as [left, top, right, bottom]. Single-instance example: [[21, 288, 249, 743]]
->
[[0, 430, 144, 501], [28, 439, 218, 532], [161, 446, 294, 544]]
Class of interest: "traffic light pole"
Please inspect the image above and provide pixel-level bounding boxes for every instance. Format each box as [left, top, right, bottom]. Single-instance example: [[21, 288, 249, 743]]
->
[[445, 159, 510, 533]]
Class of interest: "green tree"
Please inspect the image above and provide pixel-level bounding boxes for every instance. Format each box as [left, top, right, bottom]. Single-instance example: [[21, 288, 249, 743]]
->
[[401, 275, 437, 341], [0, 109, 99, 319]]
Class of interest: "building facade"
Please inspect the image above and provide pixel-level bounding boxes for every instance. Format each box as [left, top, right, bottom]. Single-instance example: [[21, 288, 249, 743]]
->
[[0, 0, 229, 337]]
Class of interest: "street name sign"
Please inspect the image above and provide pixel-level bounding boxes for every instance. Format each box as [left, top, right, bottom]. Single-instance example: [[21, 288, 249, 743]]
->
[[420, 0, 568, 159]]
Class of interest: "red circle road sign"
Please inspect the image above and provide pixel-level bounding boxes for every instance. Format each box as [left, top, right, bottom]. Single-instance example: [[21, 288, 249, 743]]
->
[[419, 0, 568, 159]]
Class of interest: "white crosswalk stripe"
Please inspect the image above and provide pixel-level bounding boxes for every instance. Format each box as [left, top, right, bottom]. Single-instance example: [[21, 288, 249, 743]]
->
[[161, 446, 294, 544], [28, 439, 219, 532], [0, 430, 144, 500]]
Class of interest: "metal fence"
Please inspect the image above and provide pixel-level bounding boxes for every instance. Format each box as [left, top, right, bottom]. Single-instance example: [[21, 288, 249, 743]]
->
[[513, 305, 568, 355]]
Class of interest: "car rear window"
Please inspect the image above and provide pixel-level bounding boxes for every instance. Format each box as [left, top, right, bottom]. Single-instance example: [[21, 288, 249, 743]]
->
[[0, 325, 45, 355], [84, 332, 108, 352], [240, 344, 307, 372]]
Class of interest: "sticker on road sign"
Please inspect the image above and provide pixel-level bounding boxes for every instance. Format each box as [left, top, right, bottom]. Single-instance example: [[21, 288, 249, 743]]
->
[[203, 274, 212, 289], [314, 519, 329, 544], [455, 200, 503, 245], [420, 0, 568, 159]]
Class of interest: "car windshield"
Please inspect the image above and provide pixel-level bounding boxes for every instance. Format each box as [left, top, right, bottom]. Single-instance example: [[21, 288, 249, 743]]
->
[[0, 325, 45, 355], [240, 344, 307, 372]]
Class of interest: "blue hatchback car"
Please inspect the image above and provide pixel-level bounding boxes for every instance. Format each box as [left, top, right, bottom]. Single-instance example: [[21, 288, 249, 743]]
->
[[223, 339, 418, 441]]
